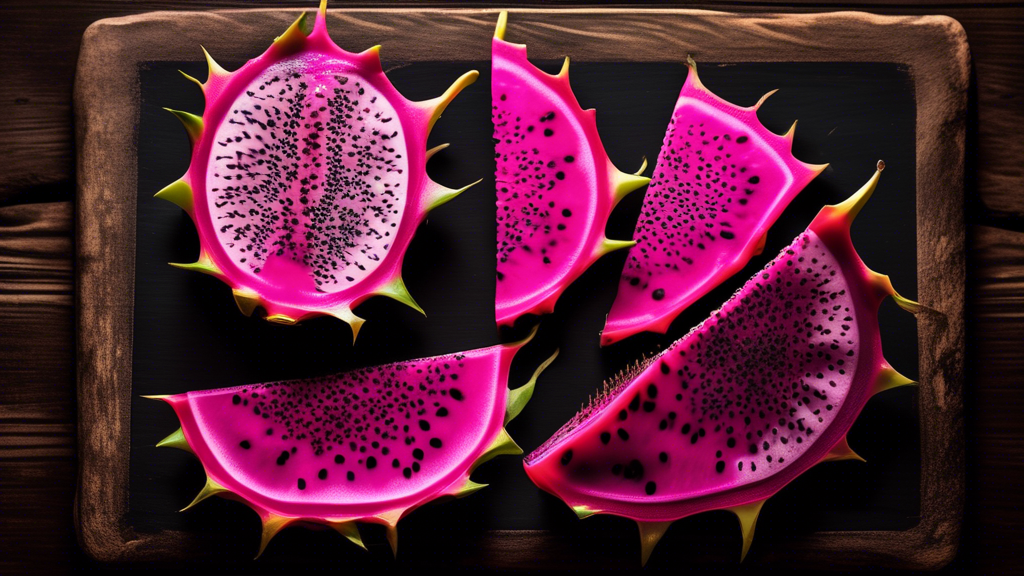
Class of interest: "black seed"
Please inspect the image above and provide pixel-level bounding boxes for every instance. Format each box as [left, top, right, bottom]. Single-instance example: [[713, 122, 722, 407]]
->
[[716, 461, 726, 473], [562, 208, 572, 217], [645, 481, 657, 495], [564, 155, 575, 163], [556, 171, 565, 180], [413, 448, 424, 460], [630, 277, 640, 286], [276, 451, 289, 466], [748, 176, 760, 184], [298, 478, 306, 490], [239, 440, 251, 450], [618, 409, 628, 421], [366, 456, 377, 469], [430, 438, 442, 449], [561, 450, 574, 466], [436, 407, 449, 417], [393, 458, 400, 468], [544, 128, 553, 137], [736, 136, 749, 144], [347, 471, 355, 481], [266, 428, 273, 436], [232, 394, 241, 405], [413, 462, 421, 472], [600, 432, 611, 444], [334, 454, 345, 464], [652, 289, 665, 301], [449, 389, 464, 401], [418, 419, 430, 431], [727, 437, 736, 448], [643, 401, 656, 412], [720, 230, 735, 240], [617, 428, 630, 441], [681, 423, 691, 434], [629, 395, 640, 411], [318, 468, 327, 480], [659, 452, 668, 463], [749, 444, 758, 454], [624, 459, 644, 479]]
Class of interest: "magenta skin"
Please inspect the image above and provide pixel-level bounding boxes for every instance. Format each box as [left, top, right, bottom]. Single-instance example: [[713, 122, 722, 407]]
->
[[525, 167, 915, 561], [492, 13, 649, 327], [152, 331, 554, 556], [602, 61, 826, 345], [157, 1, 479, 338]]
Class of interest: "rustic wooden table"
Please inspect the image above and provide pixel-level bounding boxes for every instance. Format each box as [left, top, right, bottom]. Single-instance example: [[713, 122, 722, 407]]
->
[[0, 1, 1019, 573]]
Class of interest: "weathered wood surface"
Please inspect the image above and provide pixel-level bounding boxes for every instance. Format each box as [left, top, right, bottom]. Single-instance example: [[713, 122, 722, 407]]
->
[[0, 1, 1021, 574]]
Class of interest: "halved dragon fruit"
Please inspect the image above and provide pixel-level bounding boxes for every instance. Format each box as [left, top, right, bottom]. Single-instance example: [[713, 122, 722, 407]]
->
[[524, 163, 919, 565], [156, 0, 480, 341], [149, 330, 557, 558], [492, 12, 650, 327], [601, 58, 827, 345]]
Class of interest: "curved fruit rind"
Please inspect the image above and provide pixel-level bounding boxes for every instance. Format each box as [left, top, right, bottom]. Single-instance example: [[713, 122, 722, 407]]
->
[[601, 57, 828, 345], [149, 329, 557, 558], [157, 0, 479, 341], [524, 162, 919, 565], [492, 11, 650, 327]]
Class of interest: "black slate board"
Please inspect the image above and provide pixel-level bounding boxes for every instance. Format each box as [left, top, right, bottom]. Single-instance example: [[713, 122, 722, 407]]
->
[[130, 59, 919, 557]]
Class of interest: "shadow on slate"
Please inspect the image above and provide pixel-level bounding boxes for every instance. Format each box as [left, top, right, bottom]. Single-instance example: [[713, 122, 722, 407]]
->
[[130, 58, 919, 566]]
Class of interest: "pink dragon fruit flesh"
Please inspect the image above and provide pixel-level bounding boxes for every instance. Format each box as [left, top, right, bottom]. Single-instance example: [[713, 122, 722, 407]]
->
[[524, 163, 919, 565], [492, 12, 650, 327], [601, 57, 827, 345], [148, 328, 557, 558], [156, 1, 480, 341]]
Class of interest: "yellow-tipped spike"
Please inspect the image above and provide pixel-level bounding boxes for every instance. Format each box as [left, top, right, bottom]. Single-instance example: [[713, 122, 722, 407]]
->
[[169, 253, 222, 277], [154, 179, 194, 213], [634, 156, 648, 176], [427, 178, 481, 212], [331, 307, 366, 345], [494, 10, 508, 40], [473, 428, 521, 471], [892, 291, 922, 314], [266, 314, 298, 325], [156, 428, 192, 453], [385, 524, 399, 557], [179, 70, 204, 91], [754, 88, 779, 110], [181, 476, 227, 512], [256, 514, 292, 559], [453, 478, 488, 498], [273, 10, 309, 51], [507, 323, 540, 349], [318, 0, 327, 19], [141, 394, 170, 401], [613, 171, 650, 205], [425, 143, 449, 161], [820, 435, 866, 463], [375, 276, 425, 316], [506, 349, 559, 424], [831, 160, 884, 224], [637, 521, 672, 567], [163, 108, 203, 144], [200, 45, 229, 82], [426, 70, 479, 133], [873, 366, 917, 396], [730, 499, 766, 562], [572, 505, 598, 519], [596, 237, 636, 259], [232, 289, 261, 317], [327, 521, 366, 550], [558, 56, 570, 78], [784, 119, 798, 142]]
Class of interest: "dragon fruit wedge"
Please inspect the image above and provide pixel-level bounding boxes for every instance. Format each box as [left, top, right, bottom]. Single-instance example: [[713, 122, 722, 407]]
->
[[155, 0, 480, 341], [492, 11, 651, 327], [148, 329, 557, 558], [524, 162, 918, 565], [601, 57, 827, 345]]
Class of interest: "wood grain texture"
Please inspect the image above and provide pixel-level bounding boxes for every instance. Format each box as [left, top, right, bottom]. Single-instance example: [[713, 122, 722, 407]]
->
[[74, 7, 965, 569], [0, 1, 1020, 575]]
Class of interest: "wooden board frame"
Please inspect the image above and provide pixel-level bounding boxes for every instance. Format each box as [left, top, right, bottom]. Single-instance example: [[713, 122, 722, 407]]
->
[[74, 7, 967, 569]]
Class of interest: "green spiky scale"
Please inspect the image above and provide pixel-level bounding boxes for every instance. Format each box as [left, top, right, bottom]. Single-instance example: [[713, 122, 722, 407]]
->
[[154, 179, 194, 213], [505, 349, 559, 425]]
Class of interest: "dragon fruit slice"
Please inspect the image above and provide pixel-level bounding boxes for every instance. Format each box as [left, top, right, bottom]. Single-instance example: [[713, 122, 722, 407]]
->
[[155, 0, 480, 341], [601, 58, 827, 345], [148, 329, 557, 558], [492, 12, 650, 327], [524, 163, 919, 565]]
